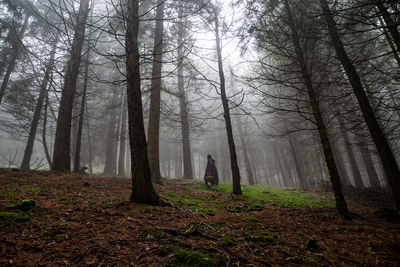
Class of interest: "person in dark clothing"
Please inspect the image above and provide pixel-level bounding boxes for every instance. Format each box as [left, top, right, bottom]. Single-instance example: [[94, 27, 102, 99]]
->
[[204, 154, 219, 187]]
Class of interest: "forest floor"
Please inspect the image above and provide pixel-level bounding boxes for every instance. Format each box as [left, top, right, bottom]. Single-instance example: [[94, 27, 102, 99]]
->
[[0, 168, 399, 266]]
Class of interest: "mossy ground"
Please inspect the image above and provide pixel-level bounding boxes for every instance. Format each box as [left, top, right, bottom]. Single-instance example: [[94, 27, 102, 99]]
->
[[0, 169, 399, 266]]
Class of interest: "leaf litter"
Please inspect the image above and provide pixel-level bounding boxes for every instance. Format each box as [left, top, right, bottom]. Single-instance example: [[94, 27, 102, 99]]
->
[[0, 168, 399, 266]]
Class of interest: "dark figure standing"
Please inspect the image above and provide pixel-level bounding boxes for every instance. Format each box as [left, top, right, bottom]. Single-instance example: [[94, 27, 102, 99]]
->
[[204, 154, 219, 187]]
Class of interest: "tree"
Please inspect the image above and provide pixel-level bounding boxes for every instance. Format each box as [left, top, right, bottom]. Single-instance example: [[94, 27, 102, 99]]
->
[[0, 15, 30, 105], [213, 5, 242, 195], [319, 0, 400, 209], [20, 34, 59, 169], [125, 0, 159, 203], [177, 3, 194, 179], [52, 0, 90, 173], [147, 0, 166, 184]]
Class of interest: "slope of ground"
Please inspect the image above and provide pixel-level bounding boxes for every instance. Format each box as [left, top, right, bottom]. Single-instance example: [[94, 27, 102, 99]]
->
[[0, 168, 399, 266]]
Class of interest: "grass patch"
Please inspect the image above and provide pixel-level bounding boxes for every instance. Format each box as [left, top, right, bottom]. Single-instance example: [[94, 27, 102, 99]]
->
[[167, 249, 214, 267], [213, 183, 332, 208], [219, 235, 235, 246], [163, 191, 217, 216], [0, 211, 30, 222], [245, 217, 262, 223]]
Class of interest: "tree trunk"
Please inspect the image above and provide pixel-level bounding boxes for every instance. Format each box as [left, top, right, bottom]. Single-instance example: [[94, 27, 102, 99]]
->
[[125, 0, 159, 204], [73, 39, 91, 173], [285, 0, 349, 218], [358, 140, 381, 188], [86, 113, 93, 175], [147, 0, 165, 184], [42, 89, 52, 168], [21, 35, 59, 169], [118, 93, 128, 177], [376, 1, 400, 53], [177, 6, 194, 179], [287, 131, 305, 188], [320, 0, 400, 209], [103, 90, 118, 175], [0, 15, 29, 105], [236, 116, 255, 185], [52, 0, 90, 173], [337, 114, 364, 187], [214, 13, 242, 195]]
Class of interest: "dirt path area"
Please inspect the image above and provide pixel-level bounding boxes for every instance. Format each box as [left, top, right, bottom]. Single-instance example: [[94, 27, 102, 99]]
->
[[0, 169, 399, 266]]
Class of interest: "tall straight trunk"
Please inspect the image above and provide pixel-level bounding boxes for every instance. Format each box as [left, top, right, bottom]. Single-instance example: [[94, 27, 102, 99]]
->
[[86, 114, 93, 174], [21, 35, 59, 169], [320, 0, 400, 209], [42, 90, 52, 168], [52, 0, 90, 173], [358, 141, 381, 188], [103, 90, 118, 175], [214, 13, 242, 195], [0, 15, 29, 104], [337, 114, 364, 187], [118, 93, 128, 177], [147, 0, 165, 184], [125, 0, 158, 204], [73, 40, 91, 173], [285, 0, 349, 218], [177, 5, 193, 179], [287, 131, 305, 188], [236, 116, 255, 185], [331, 140, 351, 188]]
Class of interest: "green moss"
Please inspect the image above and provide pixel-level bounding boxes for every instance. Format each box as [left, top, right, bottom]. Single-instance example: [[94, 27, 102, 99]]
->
[[254, 232, 277, 243], [246, 217, 261, 223], [158, 247, 173, 256], [167, 249, 214, 267], [220, 236, 235, 246], [58, 196, 69, 201], [307, 257, 318, 264], [20, 199, 35, 211], [213, 183, 333, 208], [59, 222, 68, 228], [0, 211, 30, 222]]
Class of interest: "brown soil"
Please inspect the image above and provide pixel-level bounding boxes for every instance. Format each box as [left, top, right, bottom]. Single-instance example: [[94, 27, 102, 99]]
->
[[0, 168, 399, 266]]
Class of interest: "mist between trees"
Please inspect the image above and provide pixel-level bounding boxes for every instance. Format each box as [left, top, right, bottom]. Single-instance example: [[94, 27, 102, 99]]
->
[[0, 0, 399, 215]]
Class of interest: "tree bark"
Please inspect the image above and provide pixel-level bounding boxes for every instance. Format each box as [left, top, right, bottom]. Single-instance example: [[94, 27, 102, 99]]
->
[[52, 0, 90, 173], [285, 0, 349, 218], [147, 0, 165, 184], [103, 89, 119, 175], [358, 140, 381, 188], [73, 39, 91, 173], [21, 35, 59, 169], [177, 5, 194, 179], [320, 0, 400, 209], [375, 1, 400, 53], [214, 13, 242, 195], [0, 15, 29, 105], [236, 116, 255, 185], [118, 93, 128, 177], [337, 114, 364, 187], [42, 88, 52, 168], [287, 131, 305, 188], [125, 0, 159, 204]]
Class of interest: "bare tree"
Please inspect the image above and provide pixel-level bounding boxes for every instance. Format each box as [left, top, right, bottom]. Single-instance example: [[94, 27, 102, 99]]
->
[[52, 0, 90, 173], [320, 0, 400, 209], [147, 0, 166, 184], [125, 0, 159, 204]]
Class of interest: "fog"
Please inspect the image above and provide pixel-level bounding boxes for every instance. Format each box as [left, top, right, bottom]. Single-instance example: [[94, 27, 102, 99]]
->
[[0, 0, 399, 197]]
